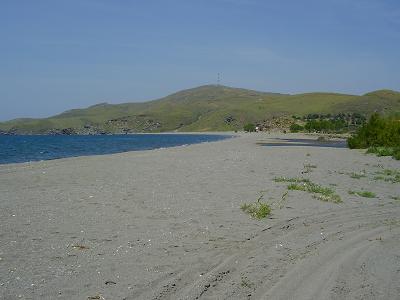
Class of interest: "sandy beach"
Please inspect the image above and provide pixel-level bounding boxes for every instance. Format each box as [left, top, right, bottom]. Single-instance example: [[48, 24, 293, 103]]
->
[[1, 133, 399, 300]]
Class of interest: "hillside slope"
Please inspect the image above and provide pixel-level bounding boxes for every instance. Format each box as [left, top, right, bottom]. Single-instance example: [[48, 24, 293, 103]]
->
[[1, 85, 399, 134]]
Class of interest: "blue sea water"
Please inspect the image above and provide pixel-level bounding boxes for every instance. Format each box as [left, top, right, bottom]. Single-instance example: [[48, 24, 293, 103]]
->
[[0, 134, 231, 164]]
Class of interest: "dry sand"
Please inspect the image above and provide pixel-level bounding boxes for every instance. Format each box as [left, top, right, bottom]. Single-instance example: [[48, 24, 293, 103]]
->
[[0, 133, 399, 300]]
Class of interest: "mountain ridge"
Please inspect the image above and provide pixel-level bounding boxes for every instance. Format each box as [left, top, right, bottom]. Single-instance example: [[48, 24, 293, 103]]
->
[[1, 85, 399, 134]]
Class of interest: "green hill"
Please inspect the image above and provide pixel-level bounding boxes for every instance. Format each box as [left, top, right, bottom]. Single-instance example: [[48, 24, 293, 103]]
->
[[1, 85, 399, 134]]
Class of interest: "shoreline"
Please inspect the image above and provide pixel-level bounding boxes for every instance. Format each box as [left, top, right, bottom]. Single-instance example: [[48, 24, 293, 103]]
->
[[0, 131, 350, 167], [0, 131, 238, 136], [1, 133, 399, 299], [0, 132, 236, 167]]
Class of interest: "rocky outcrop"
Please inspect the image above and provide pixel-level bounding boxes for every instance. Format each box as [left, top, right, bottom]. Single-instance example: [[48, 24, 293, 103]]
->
[[257, 117, 294, 132], [0, 129, 13, 135]]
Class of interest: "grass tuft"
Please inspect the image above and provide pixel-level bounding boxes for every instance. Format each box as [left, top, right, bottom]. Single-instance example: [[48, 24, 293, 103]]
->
[[273, 177, 310, 183], [374, 169, 400, 183], [288, 183, 307, 191], [348, 190, 376, 198], [349, 172, 366, 179], [302, 164, 317, 173], [285, 180, 342, 203], [313, 194, 342, 203], [241, 195, 271, 219], [304, 164, 317, 169]]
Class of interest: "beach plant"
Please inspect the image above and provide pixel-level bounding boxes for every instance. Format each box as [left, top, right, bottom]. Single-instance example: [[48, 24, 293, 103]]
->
[[240, 276, 254, 288], [374, 169, 400, 183], [287, 181, 342, 203], [241, 202, 271, 219], [304, 164, 317, 169], [379, 169, 399, 176], [348, 190, 376, 198], [273, 177, 310, 183], [349, 172, 367, 179], [302, 164, 317, 174], [358, 191, 376, 198], [241, 195, 271, 219], [276, 191, 289, 209]]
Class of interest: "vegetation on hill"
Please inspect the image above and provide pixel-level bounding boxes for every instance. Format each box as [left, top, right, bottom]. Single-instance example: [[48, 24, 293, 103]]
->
[[348, 113, 400, 160], [290, 113, 367, 133], [1, 85, 399, 134]]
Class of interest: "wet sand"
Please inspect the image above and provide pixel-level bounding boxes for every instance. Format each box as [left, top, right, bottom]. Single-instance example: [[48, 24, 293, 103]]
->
[[0, 133, 399, 299]]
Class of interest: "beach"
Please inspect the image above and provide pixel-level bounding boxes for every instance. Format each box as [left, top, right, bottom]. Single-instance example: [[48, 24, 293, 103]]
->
[[1, 133, 399, 300]]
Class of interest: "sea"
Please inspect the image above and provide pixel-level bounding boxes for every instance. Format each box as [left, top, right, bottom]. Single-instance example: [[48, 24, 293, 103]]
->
[[0, 134, 231, 165]]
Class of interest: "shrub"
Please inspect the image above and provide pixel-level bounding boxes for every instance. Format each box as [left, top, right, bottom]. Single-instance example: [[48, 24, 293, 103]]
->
[[348, 113, 400, 148], [243, 123, 256, 132], [347, 113, 400, 160], [367, 147, 397, 157], [394, 149, 400, 160], [290, 123, 304, 132]]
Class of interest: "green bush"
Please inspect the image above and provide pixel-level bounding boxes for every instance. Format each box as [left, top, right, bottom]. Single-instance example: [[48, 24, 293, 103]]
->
[[243, 123, 256, 132], [290, 123, 304, 132], [394, 149, 400, 160], [347, 113, 400, 159], [367, 147, 396, 157]]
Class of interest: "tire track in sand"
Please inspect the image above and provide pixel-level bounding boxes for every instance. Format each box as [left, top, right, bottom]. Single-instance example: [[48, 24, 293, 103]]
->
[[161, 203, 400, 300]]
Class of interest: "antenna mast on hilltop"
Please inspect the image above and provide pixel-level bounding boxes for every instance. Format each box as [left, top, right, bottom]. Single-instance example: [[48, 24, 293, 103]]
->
[[217, 73, 221, 86]]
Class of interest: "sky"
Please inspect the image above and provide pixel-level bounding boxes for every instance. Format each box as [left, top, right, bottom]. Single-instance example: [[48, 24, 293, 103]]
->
[[1, 0, 399, 121]]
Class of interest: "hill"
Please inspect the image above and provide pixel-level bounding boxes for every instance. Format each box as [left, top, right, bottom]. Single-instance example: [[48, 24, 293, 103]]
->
[[1, 85, 399, 134]]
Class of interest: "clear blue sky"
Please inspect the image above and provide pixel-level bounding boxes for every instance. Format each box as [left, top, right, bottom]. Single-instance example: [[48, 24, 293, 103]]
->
[[1, 0, 399, 121]]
